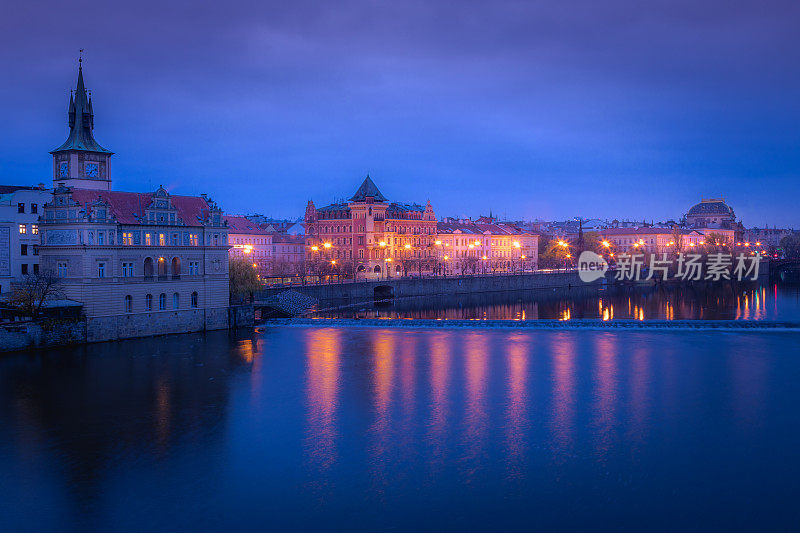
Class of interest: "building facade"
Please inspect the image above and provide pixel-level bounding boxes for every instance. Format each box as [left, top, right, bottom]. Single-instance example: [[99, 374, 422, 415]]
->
[[600, 227, 705, 254], [37, 63, 230, 341], [305, 176, 437, 278], [0, 185, 51, 295], [684, 198, 744, 245]]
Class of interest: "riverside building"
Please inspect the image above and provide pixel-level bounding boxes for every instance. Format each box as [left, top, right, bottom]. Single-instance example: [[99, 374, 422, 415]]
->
[[37, 62, 230, 341]]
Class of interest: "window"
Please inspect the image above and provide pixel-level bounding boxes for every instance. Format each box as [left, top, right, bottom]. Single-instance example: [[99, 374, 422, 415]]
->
[[31, 224, 38, 235], [32, 245, 38, 256], [31, 203, 38, 214], [122, 232, 133, 245], [33, 264, 39, 274], [191, 291, 198, 308], [122, 262, 134, 277], [171, 233, 179, 246], [145, 233, 152, 246], [189, 234, 199, 246], [17, 203, 24, 213], [21, 264, 28, 275], [18, 224, 26, 234], [145, 294, 153, 311], [173, 292, 179, 309], [98, 262, 105, 278], [58, 262, 67, 277], [159, 234, 166, 246], [20, 244, 27, 256], [97, 232, 104, 245], [189, 261, 200, 275], [124, 295, 132, 313], [159, 293, 166, 310]]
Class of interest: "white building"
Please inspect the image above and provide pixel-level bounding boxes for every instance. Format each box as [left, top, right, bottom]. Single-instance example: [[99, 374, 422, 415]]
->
[[0, 185, 52, 296]]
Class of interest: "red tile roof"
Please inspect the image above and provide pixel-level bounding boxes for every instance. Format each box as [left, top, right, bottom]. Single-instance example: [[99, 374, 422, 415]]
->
[[224, 215, 270, 235], [69, 189, 213, 226]]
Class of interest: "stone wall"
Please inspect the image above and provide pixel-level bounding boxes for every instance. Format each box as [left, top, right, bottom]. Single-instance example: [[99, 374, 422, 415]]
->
[[257, 271, 595, 306], [0, 319, 86, 352], [86, 307, 231, 343]]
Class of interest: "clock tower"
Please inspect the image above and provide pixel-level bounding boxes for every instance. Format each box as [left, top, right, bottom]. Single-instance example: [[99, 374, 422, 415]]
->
[[50, 59, 113, 190]]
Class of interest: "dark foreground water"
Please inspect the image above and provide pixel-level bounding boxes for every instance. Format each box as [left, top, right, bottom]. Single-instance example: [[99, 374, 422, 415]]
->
[[1, 325, 800, 531]]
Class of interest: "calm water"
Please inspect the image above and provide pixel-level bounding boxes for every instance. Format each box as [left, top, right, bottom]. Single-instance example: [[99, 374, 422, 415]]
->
[[316, 283, 800, 321], [1, 325, 800, 530]]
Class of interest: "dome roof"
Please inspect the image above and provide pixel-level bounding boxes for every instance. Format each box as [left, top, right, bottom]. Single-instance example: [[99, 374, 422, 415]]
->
[[687, 199, 734, 217]]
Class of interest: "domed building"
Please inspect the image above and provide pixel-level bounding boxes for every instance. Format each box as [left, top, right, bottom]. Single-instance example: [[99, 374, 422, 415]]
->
[[684, 198, 743, 245]]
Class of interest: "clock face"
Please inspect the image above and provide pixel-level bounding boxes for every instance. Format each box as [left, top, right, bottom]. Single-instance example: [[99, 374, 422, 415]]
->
[[85, 163, 99, 178], [59, 162, 69, 177]]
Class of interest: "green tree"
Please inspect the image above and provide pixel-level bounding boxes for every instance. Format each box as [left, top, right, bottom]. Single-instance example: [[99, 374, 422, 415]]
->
[[229, 257, 262, 303]]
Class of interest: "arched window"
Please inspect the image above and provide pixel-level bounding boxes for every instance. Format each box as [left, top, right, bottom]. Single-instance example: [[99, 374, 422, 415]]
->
[[159, 293, 166, 310], [124, 295, 132, 313], [191, 291, 198, 308], [143, 257, 154, 278], [173, 292, 179, 309], [157, 257, 167, 278], [171, 257, 181, 278], [145, 294, 153, 311]]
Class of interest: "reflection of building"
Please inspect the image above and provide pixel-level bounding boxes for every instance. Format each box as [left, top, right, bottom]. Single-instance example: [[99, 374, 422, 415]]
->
[[0, 185, 51, 295], [684, 198, 744, 244], [305, 176, 437, 278], [38, 62, 230, 341], [600, 227, 704, 254]]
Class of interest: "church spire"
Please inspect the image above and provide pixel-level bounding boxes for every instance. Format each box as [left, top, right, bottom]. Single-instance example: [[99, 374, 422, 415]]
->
[[50, 57, 112, 155]]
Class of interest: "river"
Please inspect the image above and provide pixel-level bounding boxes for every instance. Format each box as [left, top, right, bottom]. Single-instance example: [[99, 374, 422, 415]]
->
[[1, 284, 799, 530]]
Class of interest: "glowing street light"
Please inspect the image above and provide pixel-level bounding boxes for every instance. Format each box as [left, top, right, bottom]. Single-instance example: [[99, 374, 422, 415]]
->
[[323, 242, 332, 249], [379, 241, 387, 247], [512, 241, 520, 248], [311, 245, 319, 251], [602, 240, 610, 248], [404, 243, 411, 250], [435, 240, 442, 246]]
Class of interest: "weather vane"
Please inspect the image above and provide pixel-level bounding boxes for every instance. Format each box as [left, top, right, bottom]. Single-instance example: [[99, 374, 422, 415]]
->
[[79, 48, 84, 65]]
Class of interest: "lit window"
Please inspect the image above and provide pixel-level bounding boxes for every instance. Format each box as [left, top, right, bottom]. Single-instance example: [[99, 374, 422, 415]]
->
[[145, 233, 152, 246], [31, 225, 39, 235], [18, 224, 26, 234], [159, 234, 166, 246], [123, 232, 133, 245]]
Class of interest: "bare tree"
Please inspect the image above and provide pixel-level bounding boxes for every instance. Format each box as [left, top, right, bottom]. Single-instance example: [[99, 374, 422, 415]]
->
[[7, 270, 65, 319]]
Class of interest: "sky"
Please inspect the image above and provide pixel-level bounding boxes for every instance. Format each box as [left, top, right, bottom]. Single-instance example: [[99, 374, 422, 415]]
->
[[1, 0, 799, 226]]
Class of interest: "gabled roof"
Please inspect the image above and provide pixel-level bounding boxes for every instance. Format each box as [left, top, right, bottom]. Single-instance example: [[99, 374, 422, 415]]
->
[[50, 64, 113, 155], [67, 189, 213, 226], [349, 175, 387, 202]]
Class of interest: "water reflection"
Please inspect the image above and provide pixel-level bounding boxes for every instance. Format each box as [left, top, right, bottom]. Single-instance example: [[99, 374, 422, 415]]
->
[[0, 326, 796, 530], [315, 283, 800, 322], [305, 328, 341, 471]]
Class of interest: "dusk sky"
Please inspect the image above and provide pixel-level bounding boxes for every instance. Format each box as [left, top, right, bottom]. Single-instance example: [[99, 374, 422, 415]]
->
[[2, 0, 799, 226]]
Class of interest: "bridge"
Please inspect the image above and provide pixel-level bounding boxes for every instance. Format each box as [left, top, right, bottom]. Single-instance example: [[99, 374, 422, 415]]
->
[[770, 259, 800, 282], [253, 270, 603, 316]]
